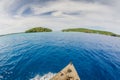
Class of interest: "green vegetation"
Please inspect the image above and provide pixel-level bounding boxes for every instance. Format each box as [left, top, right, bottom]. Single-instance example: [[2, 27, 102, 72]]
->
[[25, 27, 52, 33], [62, 28, 120, 37]]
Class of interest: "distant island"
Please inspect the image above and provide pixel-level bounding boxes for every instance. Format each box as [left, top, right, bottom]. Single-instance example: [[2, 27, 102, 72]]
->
[[1, 27, 119, 37], [25, 27, 52, 33], [62, 28, 120, 37]]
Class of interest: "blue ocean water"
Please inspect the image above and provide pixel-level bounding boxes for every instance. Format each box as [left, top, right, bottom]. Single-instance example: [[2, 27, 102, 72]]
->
[[0, 32, 120, 80]]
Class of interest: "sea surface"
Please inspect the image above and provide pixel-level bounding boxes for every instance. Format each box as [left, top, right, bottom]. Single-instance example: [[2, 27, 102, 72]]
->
[[0, 32, 120, 80]]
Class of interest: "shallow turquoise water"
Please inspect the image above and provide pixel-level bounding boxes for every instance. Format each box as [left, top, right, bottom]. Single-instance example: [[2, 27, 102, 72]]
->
[[0, 32, 120, 80]]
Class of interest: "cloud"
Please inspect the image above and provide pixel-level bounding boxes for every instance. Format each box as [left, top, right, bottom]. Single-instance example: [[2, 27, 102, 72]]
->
[[0, 0, 120, 35]]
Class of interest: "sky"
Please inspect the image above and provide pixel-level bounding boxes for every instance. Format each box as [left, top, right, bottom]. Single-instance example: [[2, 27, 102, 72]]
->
[[0, 0, 120, 35]]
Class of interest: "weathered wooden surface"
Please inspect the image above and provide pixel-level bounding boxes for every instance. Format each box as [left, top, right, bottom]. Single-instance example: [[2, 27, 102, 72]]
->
[[50, 62, 80, 80]]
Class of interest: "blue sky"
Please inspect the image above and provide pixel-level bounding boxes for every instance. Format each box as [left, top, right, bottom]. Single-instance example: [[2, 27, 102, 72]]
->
[[0, 0, 120, 35]]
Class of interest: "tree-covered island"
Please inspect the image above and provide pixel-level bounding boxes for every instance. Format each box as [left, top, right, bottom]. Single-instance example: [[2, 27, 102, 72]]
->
[[25, 27, 52, 33], [25, 27, 120, 37], [62, 28, 120, 37]]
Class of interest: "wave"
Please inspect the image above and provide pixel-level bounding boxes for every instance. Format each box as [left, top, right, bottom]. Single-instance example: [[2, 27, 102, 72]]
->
[[30, 72, 56, 80]]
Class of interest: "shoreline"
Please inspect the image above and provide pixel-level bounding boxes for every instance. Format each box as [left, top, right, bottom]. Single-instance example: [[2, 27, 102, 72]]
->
[[62, 28, 120, 37], [0, 32, 120, 38]]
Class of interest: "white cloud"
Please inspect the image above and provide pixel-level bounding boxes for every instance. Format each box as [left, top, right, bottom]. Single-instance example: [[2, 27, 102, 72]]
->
[[0, 0, 120, 35]]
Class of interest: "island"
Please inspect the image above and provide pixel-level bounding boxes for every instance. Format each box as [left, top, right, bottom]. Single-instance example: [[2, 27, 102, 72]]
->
[[25, 27, 52, 33], [62, 28, 120, 37]]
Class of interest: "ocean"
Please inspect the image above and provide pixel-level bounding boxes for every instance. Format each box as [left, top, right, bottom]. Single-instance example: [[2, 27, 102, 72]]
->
[[0, 32, 120, 80]]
